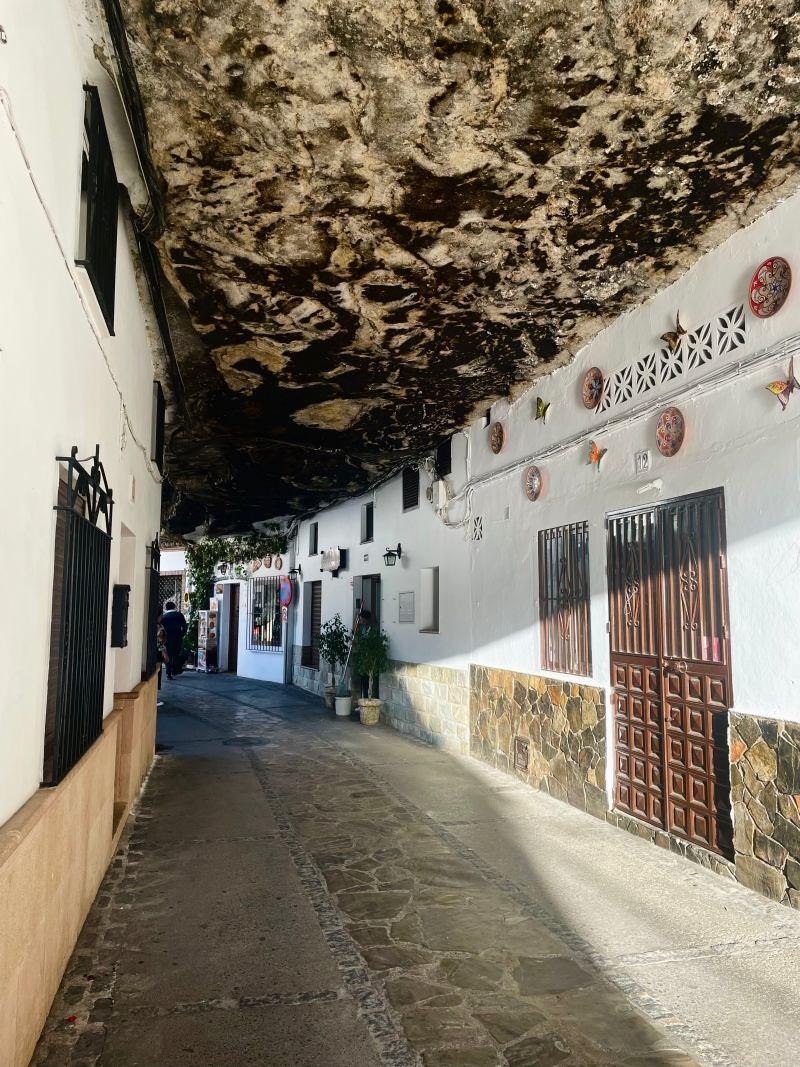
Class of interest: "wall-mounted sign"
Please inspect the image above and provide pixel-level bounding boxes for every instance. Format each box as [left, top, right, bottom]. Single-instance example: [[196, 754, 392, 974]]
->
[[278, 576, 293, 607], [399, 592, 415, 623], [634, 450, 651, 475]]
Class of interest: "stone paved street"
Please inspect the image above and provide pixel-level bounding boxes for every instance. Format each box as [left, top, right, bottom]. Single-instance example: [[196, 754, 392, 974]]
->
[[33, 674, 800, 1067]]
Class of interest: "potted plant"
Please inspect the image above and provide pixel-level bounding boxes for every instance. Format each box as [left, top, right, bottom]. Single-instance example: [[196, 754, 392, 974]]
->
[[318, 614, 349, 712], [351, 625, 390, 726]]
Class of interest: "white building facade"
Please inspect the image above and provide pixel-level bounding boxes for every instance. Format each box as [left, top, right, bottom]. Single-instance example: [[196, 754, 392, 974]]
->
[[289, 192, 800, 909], [0, 3, 166, 1062]]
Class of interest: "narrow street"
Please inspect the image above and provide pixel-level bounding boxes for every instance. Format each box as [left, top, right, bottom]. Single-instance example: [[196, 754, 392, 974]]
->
[[33, 675, 800, 1067]]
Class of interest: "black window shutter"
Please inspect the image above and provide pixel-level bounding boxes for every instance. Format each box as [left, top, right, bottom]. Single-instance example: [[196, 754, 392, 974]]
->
[[435, 438, 452, 477], [402, 467, 419, 511], [78, 86, 119, 332], [151, 380, 165, 471]]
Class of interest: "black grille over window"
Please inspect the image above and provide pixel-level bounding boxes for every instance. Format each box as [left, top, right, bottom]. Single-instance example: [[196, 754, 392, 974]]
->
[[402, 467, 419, 511], [538, 521, 592, 677], [77, 86, 119, 332], [44, 446, 114, 785], [247, 576, 283, 651]]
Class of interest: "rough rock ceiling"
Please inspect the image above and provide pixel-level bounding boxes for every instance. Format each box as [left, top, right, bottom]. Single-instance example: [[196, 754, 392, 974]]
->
[[119, 0, 800, 532]]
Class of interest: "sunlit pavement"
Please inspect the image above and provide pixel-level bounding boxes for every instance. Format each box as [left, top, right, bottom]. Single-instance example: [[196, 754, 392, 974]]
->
[[33, 673, 800, 1066]]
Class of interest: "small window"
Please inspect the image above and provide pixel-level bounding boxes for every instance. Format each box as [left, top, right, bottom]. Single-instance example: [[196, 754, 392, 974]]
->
[[435, 438, 452, 478], [419, 567, 439, 633], [247, 576, 282, 651], [402, 467, 419, 511], [309, 522, 318, 555], [361, 501, 374, 543], [538, 521, 591, 676], [151, 381, 165, 472], [76, 86, 119, 332]]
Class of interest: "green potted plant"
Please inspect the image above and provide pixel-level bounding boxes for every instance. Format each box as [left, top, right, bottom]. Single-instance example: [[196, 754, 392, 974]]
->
[[351, 625, 390, 726], [318, 614, 349, 712]]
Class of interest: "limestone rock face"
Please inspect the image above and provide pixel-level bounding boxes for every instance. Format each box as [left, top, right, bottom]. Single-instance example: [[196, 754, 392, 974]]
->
[[118, 0, 800, 530]]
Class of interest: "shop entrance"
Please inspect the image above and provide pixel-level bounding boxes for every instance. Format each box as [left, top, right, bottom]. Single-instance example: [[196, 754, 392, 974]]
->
[[353, 574, 381, 697], [607, 488, 734, 859]]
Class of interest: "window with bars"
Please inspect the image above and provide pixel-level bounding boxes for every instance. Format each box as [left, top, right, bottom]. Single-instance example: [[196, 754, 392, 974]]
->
[[538, 521, 592, 677], [247, 576, 282, 651], [361, 501, 374, 543], [76, 86, 119, 332], [402, 467, 419, 511]]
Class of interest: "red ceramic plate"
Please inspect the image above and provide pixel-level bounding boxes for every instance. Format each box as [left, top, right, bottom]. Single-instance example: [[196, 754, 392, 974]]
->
[[489, 422, 505, 454], [749, 256, 791, 318], [523, 465, 542, 501], [582, 367, 604, 409]]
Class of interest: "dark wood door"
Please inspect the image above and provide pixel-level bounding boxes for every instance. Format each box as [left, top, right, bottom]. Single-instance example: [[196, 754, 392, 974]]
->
[[608, 489, 734, 859], [228, 584, 240, 673]]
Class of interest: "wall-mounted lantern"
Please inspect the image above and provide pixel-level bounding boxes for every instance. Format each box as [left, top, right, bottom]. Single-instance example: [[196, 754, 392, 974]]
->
[[288, 564, 302, 582], [383, 543, 402, 567]]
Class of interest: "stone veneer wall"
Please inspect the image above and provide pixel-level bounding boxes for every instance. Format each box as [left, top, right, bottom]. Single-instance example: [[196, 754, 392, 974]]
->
[[730, 713, 800, 908], [379, 660, 470, 754], [292, 645, 325, 697], [470, 665, 607, 817]]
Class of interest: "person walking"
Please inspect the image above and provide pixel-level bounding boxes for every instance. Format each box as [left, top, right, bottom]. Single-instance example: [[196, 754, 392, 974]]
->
[[159, 601, 188, 679]]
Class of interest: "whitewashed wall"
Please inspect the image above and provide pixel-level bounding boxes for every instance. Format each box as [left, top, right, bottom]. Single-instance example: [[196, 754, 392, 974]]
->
[[292, 191, 800, 737], [0, 1, 163, 826]]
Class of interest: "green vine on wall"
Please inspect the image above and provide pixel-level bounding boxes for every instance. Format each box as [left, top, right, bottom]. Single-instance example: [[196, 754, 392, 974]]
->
[[183, 529, 288, 652]]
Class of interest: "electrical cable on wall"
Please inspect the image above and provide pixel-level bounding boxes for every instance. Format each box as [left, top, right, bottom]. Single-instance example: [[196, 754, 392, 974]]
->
[[0, 85, 162, 485]]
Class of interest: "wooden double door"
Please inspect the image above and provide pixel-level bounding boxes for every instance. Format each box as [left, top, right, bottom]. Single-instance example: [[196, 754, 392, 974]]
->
[[607, 489, 734, 859]]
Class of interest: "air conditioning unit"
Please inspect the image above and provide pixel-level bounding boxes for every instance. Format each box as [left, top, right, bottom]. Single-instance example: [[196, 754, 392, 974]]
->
[[427, 479, 448, 509]]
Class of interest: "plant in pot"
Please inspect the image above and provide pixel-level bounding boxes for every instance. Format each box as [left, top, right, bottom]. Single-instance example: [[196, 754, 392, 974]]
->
[[318, 614, 349, 712], [351, 625, 390, 726]]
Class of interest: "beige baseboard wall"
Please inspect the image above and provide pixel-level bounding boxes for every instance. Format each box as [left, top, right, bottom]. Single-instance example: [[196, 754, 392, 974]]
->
[[0, 672, 158, 1067]]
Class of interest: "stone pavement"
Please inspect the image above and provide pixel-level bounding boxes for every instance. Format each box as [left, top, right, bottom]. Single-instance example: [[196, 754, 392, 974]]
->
[[32, 674, 800, 1066]]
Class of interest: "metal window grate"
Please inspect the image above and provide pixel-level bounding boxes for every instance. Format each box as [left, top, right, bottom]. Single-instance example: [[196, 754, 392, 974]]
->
[[247, 576, 283, 651], [76, 86, 119, 332], [144, 540, 161, 678], [402, 467, 419, 510], [44, 446, 113, 786], [538, 521, 592, 677]]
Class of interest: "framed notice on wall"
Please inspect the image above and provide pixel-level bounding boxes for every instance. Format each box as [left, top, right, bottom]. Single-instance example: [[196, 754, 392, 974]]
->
[[399, 591, 415, 623]]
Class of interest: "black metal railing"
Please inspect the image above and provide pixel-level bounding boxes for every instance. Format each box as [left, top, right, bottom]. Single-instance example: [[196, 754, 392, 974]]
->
[[144, 539, 161, 678], [247, 576, 282, 651], [44, 446, 113, 786]]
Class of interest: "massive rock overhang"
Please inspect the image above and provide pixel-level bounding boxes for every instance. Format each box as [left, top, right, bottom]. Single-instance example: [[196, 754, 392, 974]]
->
[[115, 0, 800, 533]]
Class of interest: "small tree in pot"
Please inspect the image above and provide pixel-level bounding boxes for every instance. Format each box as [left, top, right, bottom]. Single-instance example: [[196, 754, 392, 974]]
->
[[318, 614, 349, 710], [351, 625, 390, 726]]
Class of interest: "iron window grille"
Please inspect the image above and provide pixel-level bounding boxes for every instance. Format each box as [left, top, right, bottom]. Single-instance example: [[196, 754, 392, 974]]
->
[[44, 446, 114, 786], [247, 576, 283, 651], [76, 86, 119, 332], [144, 539, 161, 678], [402, 467, 419, 511], [538, 521, 592, 677], [151, 381, 166, 472]]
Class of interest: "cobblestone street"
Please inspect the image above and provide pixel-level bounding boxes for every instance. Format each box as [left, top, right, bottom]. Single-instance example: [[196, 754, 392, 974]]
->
[[33, 674, 800, 1067]]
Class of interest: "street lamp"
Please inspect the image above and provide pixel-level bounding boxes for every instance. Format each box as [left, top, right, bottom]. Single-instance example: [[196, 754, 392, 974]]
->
[[383, 544, 402, 567], [288, 564, 302, 581]]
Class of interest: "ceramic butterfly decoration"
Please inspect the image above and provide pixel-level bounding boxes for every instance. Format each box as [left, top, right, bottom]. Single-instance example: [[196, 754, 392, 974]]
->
[[535, 396, 550, 422], [660, 312, 687, 353], [588, 440, 607, 469], [766, 357, 800, 410]]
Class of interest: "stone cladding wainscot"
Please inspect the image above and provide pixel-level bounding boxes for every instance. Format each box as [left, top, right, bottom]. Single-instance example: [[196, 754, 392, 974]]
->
[[470, 665, 607, 817], [379, 660, 469, 754], [730, 713, 800, 908], [292, 645, 325, 697]]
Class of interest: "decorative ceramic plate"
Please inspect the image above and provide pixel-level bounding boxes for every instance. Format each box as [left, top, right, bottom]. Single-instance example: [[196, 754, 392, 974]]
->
[[262, 554, 272, 569], [274, 555, 283, 570], [655, 407, 685, 457], [251, 559, 261, 573], [523, 465, 542, 501], [749, 256, 791, 318], [582, 367, 604, 410], [489, 422, 505, 454]]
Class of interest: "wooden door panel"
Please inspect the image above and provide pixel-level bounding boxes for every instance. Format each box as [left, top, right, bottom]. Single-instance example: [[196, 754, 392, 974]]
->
[[608, 490, 734, 859]]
